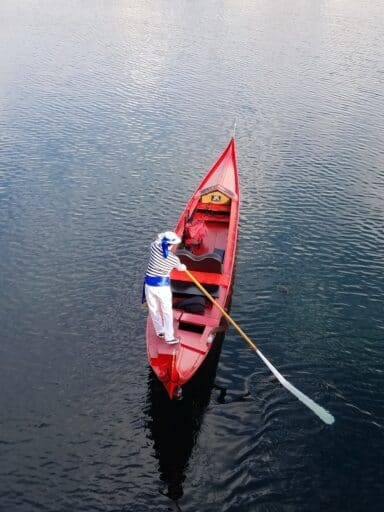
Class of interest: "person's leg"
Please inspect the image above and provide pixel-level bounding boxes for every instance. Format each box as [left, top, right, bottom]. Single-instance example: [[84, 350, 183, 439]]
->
[[145, 285, 164, 336], [157, 286, 176, 341]]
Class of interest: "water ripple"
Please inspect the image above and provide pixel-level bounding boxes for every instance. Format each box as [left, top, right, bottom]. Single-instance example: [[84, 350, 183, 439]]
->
[[1, 0, 384, 511]]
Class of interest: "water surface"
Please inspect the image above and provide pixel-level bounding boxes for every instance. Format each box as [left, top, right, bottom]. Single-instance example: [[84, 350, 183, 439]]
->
[[1, 1, 383, 511]]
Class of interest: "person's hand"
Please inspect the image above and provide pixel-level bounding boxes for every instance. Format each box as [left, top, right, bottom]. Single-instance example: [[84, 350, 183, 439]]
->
[[179, 264, 187, 271]]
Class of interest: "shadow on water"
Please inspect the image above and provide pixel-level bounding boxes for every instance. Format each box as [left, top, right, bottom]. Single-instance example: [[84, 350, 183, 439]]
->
[[144, 332, 226, 510]]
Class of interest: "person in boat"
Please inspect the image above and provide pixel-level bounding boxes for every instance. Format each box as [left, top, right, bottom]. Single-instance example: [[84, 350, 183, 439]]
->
[[145, 231, 186, 344]]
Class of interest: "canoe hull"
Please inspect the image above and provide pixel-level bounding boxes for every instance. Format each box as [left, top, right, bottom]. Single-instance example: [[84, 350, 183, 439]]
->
[[146, 138, 239, 398]]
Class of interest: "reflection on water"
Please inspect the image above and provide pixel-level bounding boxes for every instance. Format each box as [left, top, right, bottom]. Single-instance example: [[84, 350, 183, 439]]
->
[[145, 334, 225, 508]]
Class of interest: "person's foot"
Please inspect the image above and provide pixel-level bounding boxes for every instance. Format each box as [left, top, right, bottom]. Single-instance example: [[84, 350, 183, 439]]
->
[[166, 337, 180, 345], [157, 333, 165, 338]]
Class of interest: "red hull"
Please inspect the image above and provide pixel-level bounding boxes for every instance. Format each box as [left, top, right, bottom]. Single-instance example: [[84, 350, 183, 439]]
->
[[146, 138, 240, 398]]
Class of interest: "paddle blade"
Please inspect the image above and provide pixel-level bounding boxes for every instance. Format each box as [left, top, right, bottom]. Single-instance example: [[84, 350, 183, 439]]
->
[[256, 349, 335, 425]]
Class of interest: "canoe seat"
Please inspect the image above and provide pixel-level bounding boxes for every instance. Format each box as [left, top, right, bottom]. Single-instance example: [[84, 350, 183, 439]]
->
[[171, 280, 220, 298], [176, 248, 224, 274], [174, 296, 206, 313]]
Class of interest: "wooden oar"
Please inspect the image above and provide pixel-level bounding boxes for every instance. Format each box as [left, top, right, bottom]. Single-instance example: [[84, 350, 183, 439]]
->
[[184, 269, 335, 425]]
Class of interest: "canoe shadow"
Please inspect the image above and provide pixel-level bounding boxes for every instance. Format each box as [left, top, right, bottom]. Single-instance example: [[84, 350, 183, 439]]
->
[[144, 331, 225, 508]]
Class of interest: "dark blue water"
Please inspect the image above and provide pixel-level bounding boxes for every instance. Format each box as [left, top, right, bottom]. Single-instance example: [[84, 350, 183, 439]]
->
[[1, 1, 383, 511]]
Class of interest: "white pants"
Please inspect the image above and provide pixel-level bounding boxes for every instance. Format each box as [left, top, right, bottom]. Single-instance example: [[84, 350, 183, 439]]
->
[[145, 284, 175, 341]]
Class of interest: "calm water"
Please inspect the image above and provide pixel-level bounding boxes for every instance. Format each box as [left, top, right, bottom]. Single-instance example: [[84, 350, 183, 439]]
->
[[1, 1, 383, 510]]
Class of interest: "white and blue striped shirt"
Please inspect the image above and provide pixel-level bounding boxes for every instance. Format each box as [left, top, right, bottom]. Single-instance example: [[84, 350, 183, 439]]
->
[[146, 241, 183, 277]]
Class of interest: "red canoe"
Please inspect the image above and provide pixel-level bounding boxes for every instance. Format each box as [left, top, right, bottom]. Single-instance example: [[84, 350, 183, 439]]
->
[[146, 137, 240, 398]]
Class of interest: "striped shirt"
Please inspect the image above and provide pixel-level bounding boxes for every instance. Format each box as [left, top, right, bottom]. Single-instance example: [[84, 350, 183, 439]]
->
[[146, 241, 183, 277]]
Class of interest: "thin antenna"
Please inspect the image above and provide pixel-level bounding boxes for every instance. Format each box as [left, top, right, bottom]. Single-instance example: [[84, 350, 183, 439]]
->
[[233, 119, 237, 139]]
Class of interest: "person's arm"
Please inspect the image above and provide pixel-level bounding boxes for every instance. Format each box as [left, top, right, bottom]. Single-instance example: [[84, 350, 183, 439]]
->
[[170, 254, 186, 271]]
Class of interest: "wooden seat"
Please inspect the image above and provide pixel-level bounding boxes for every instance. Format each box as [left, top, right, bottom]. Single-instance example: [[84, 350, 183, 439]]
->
[[180, 312, 218, 327], [176, 248, 223, 274], [171, 280, 220, 297]]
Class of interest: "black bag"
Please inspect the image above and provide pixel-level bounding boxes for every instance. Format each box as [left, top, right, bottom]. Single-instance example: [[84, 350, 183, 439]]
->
[[175, 296, 206, 313]]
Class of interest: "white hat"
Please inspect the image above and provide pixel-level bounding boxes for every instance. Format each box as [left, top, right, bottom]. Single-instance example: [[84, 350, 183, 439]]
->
[[157, 231, 181, 245]]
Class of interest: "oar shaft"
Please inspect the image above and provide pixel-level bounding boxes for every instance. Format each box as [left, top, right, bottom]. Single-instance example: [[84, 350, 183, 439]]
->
[[184, 269, 335, 425], [185, 269, 257, 351]]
